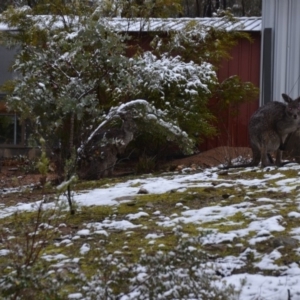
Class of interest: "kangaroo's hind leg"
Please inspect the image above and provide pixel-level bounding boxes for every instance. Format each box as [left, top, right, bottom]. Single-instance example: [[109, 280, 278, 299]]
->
[[261, 145, 272, 167], [251, 143, 261, 166], [267, 153, 274, 164], [274, 148, 283, 166]]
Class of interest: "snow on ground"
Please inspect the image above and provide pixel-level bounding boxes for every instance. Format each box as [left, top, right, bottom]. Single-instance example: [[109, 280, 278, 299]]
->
[[2, 164, 300, 299]]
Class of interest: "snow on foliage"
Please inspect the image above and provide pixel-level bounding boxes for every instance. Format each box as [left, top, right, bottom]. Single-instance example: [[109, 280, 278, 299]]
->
[[83, 99, 194, 155], [132, 52, 214, 96]]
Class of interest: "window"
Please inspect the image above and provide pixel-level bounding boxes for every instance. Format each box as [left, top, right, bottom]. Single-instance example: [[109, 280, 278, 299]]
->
[[0, 113, 22, 145], [0, 93, 25, 147]]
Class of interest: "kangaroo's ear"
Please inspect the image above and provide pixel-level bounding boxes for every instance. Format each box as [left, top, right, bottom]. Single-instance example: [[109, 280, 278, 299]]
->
[[282, 93, 292, 103]]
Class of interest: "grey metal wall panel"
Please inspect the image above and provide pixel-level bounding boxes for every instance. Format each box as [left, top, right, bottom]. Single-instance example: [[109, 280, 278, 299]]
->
[[262, 28, 273, 104], [261, 0, 300, 104], [273, 0, 289, 101], [260, 0, 274, 105], [262, 0, 276, 28], [286, 0, 300, 98]]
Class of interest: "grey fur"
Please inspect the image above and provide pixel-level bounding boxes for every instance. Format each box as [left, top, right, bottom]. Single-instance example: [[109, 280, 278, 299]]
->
[[281, 129, 300, 163], [223, 93, 300, 169], [249, 93, 300, 167]]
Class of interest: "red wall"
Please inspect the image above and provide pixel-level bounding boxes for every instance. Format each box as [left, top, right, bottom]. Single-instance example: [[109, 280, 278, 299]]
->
[[200, 32, 260, 150], [127, 31, 261, 151]]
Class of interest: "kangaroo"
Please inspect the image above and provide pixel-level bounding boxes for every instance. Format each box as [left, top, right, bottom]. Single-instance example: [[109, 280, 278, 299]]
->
[[79, 111, 137, 179], [222, 93, 300, 169]]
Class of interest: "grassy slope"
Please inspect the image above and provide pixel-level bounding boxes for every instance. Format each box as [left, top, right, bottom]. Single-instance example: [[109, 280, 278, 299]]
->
[[0, 166, 300, 298]]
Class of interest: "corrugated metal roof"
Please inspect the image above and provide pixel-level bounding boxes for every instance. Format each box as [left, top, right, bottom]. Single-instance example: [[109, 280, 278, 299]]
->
[[0, 16, 261, 32], [109, 17, 261, 32], [0, 23, 9, 31]]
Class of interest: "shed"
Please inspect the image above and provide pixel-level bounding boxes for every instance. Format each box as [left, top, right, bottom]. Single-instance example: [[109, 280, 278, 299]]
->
[[107, 17, 262, 151]]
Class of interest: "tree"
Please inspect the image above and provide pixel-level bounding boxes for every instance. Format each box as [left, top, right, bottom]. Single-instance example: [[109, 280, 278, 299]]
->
[[234, 0, 261, 16], [181, 0, 261, 17], [1, 0, 262, 17], [0, 0, 183, 17]]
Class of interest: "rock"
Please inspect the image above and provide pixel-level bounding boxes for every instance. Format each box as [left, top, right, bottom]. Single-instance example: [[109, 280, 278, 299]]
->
[[182, 167, 193, 173], [272, 236, 298, 248], [217, 170, 228, 176], [137, 187, 149, 194], [203, 243, 227, 252], [190, 163, 198, 170], [114, 196, 136, 201], [203, 187, 215, 193], [176, 164, 185, 171]]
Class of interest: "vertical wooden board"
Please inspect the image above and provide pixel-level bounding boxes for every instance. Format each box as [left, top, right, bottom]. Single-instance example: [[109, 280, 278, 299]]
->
[[200, 32, 260, 151], [251, 33, 262, 87], [236, 39, 252, 146]]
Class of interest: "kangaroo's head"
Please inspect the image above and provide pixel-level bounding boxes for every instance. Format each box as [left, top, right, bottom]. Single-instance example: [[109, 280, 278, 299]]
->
[[282, 93, 300, 120]]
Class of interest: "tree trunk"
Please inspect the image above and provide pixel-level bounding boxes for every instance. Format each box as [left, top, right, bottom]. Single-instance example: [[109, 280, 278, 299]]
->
[[27, 0, 37, 7], [222, 0, 227, 10], [203, 0, 212, 17], [241, 0, 246, 16], [195, 0, 201, 17], [69, 112, 75, 153], [185, 0, 190, 16]]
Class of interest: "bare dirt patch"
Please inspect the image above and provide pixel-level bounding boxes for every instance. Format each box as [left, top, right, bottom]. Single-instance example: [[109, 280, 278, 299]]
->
[[0, 167, 58, 190], [165, 146, 252, 169]]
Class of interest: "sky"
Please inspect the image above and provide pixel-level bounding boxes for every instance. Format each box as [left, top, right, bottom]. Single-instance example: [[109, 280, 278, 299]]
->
[[2, 163, 300, 299]]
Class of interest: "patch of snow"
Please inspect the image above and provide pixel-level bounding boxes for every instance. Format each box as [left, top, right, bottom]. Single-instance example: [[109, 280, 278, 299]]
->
[[126, 212, 149, 220], [0, 249, 10, 256], [68, 293, 83, 299], [288, 211, 300, 218], [80, 243, 90, 255], [76, 229, 90, 236], [145, 233, 164, 239], [87, 220, 141, 231], [42, 254, 68, 262], [254, 249, 284, 271]]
